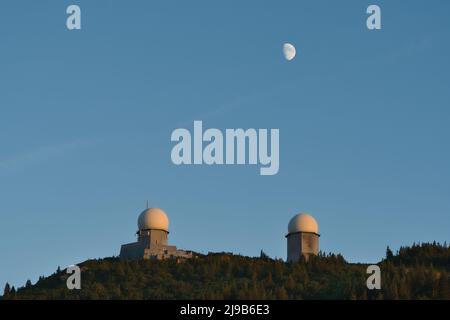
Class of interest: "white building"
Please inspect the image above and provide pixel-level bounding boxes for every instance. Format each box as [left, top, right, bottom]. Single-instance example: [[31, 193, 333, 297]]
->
[[120, 207, 192, 260], [286, 213, 319, 262]]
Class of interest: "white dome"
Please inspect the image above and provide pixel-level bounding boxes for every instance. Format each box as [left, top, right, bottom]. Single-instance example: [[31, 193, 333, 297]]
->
[[138, 208, 169, 232], [288, 213, 318, 234]]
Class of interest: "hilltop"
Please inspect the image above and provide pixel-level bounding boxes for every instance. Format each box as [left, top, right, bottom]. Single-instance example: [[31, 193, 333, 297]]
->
[[2, 243, 449, 300]]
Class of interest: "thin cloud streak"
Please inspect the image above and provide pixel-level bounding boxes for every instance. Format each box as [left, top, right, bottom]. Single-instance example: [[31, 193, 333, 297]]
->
[[0, 137, 100, 174]]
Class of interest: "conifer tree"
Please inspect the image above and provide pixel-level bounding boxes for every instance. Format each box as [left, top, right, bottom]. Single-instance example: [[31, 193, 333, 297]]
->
[[3, 283, 10, 297]]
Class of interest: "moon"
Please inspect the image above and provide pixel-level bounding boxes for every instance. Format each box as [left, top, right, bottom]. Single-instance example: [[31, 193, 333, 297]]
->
[[283, 43, 296, 61]]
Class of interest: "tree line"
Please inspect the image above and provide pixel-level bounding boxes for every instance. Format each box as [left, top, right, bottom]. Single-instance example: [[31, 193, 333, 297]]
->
[[2, 242, 449, 300]]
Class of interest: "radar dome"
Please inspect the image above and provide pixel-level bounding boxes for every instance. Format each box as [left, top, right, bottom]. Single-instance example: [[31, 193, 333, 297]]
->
[[138, 208, 169, 232], [288, 213, 318, 234]]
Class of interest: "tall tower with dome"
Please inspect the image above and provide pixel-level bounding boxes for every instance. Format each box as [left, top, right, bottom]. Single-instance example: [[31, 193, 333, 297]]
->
[[286, 213, 320, 262], [119, 207, 192, 260]]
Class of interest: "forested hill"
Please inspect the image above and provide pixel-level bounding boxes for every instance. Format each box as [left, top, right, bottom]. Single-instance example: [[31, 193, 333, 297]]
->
[[2, 242, 449, 300]]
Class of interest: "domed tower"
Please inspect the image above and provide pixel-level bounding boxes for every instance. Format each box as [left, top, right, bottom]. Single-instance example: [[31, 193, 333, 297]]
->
[[120, 206, 193, 260], [286, 213, 319, 262], [137, 208, 169, 246]]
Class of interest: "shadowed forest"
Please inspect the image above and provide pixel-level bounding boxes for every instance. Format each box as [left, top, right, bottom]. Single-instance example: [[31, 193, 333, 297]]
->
[[2, 242, 449, 300]]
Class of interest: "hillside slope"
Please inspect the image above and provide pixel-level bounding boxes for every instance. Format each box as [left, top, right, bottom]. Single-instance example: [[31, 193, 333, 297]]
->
[[2, 243, 449, 300]]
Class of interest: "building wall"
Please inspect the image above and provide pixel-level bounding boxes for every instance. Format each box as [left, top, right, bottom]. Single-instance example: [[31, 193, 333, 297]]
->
[[287, 232, 319, 262], [120, 230, 192, 260], [143, 245, 193, 260], [138, 229, 168, 246], [119, 242, 145, 260]]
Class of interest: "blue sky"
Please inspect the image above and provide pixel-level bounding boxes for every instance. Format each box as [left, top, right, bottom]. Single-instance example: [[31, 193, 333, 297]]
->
[[1, 0, 449, 290]]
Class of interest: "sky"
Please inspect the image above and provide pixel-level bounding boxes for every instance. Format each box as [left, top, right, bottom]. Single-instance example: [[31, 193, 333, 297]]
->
[[1, 0, 449, 290]]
